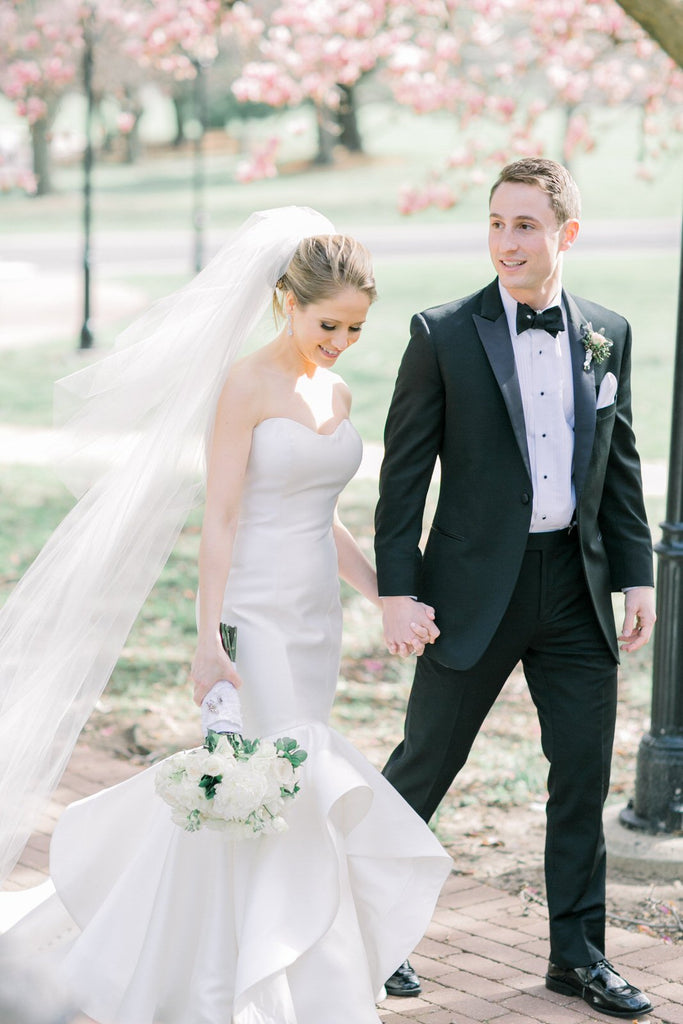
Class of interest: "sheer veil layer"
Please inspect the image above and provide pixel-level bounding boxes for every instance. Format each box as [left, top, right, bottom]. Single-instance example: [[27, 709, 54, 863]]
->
[[0, 206, 334, 886]]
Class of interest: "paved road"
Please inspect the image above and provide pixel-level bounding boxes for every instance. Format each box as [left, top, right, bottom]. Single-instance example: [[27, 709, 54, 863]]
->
[[1, 215, 679, 343], [2, 217, 680, 276]]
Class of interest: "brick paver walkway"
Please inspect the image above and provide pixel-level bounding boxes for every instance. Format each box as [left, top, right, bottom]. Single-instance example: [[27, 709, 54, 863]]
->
[[6, 742, 683, 1023]]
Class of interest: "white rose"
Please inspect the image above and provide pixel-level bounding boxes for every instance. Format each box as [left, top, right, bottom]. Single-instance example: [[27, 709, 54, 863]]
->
[[201, 752, 227, 778], [273, 756, 296, 787], [156, 756, 186, 788], [213, 768, 268, 819], [252, 741, 277, 760], [184, 751, 208, 782], [176, 776, 204, 808]]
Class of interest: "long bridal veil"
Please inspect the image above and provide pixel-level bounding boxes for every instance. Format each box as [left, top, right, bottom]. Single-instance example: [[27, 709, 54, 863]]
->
[[0, 206, 334, 886]]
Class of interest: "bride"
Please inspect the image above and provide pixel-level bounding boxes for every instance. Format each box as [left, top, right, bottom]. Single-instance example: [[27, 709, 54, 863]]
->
[[0, 207, 451, 1024]]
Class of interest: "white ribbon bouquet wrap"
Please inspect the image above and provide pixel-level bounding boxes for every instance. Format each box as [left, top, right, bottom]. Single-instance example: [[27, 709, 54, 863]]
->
[[155, 625, 308, 838]]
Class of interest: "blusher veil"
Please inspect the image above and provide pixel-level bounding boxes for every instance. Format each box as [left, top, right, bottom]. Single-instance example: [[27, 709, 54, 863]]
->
[[0, 206, 334, 886]]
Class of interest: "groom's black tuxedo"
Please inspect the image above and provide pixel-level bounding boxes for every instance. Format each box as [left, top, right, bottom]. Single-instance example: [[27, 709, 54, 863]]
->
[[375, 280, 653, 666], [375, 279, 653, 969]]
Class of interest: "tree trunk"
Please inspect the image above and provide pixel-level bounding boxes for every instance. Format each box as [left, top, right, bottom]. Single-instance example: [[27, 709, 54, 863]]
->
[[337, 84, 363, 153], [172, 92, 186, 147], [30, 118, 52, 195], [314, 103, 338, 165], [122, 88, 143, 164], [123, 114, 142, 164], [614, 0, 683, 68]]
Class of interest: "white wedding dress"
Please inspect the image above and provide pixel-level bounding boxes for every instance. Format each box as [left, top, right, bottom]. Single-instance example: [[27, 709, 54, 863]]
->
[[1, 416, 451, 1024]]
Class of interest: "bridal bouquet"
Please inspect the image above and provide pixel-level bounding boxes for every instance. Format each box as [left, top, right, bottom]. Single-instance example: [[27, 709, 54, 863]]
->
[[155, 624, 307, 838], [155, 731, 307, 837]]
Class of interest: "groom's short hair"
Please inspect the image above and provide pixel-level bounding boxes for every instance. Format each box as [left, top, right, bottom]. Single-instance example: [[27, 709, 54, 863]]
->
[[490, 158, 581, 226]]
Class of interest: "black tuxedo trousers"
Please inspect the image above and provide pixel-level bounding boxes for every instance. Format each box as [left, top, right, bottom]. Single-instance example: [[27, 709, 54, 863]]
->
[[383, 528, 617, 969]]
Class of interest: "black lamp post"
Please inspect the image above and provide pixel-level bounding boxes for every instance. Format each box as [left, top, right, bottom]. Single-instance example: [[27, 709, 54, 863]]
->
[[79, 5, 95, 349], [620, 208, 683, 834]]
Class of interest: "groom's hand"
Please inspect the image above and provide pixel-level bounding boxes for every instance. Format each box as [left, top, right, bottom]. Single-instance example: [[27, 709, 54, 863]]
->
[[618, 586, 656, 653], [381, 596, 440, 657]]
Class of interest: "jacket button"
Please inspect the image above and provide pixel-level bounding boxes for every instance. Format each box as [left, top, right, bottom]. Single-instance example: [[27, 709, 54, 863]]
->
[[521, 492, 530, 504]]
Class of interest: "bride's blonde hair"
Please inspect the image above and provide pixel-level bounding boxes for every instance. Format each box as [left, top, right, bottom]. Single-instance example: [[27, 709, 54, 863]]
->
[[273, 234, 377, 323]]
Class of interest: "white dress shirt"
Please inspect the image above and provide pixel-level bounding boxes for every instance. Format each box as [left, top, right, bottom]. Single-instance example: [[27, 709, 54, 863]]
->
[[499, 283, 575, 533]]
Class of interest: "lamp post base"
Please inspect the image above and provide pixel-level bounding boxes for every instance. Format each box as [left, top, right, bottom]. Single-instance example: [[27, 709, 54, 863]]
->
[[605, 805, 683, 879], [80, 321, 94, 350], [620, 733, 683, 834]]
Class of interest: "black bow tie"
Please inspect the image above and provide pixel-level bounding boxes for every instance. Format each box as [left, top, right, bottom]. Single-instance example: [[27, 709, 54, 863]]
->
[[516, 303, 565, 337]]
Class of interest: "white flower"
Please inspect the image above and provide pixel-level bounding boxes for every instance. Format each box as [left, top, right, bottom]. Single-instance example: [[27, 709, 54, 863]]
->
[[273, 756, 296, 788], [156, 731, 307, 837], [581, 322, 613, 372], [201, 752, 227, 778], [212, 768, 268, 820], [269, 816, 289, 834], [184, 751, 209, 782], [252, 740, 277, 760]]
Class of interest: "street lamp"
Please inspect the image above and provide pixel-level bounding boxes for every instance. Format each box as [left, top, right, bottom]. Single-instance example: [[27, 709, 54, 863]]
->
[[191, 57, 209, 275], [79, 4, 95, 349], [620, 208, 683, 833]]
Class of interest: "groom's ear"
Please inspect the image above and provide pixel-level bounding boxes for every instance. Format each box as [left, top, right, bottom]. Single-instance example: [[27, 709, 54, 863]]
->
[[560, 219, 580, 251]]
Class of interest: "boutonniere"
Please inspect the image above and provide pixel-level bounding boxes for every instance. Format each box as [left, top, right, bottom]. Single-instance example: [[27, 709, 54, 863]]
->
[[580, 322, 613, 372]]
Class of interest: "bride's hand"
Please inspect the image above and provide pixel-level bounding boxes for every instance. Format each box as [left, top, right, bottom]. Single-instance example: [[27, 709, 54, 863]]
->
[[191, 640, 244, 706]]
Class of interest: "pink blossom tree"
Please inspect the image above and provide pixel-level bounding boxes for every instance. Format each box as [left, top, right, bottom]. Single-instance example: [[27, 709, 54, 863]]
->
[[0, 0, 83, 193], [2, 0, 680, 203], [232, 0, 391, 173], [383, 0, 683, 212], [231, 0, 682, 211], [0, 0, 261, 194]]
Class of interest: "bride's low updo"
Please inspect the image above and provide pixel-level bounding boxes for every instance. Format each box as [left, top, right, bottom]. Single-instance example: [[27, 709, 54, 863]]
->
[[273, 234, 377, 323]]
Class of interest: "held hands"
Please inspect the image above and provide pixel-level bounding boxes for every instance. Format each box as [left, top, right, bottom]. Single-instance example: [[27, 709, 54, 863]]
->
[[618, 587, 656, 654], [191, 634, 244, 706], [381, 595, 440, 657]]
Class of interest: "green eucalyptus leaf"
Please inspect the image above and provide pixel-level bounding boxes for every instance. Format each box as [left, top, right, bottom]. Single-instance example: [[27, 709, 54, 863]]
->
[[219, 623, 238, 662], [199, 773, 222, 800]]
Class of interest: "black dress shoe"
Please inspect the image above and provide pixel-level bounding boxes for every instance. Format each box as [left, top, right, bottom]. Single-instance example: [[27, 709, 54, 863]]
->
[[385, 959, 421, 997], [546, 959, 652, 1018]]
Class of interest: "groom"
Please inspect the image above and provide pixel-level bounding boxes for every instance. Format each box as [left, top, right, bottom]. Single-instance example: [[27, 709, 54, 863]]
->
[[375, 158, 655, 1017]]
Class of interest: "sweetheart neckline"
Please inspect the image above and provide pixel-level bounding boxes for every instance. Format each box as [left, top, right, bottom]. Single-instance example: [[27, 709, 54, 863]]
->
[[254, 417, 352, 438]]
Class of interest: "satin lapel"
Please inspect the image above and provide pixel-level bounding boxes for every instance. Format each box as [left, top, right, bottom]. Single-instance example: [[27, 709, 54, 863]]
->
[[473, 284, 531, 481], [564, 290, 596, 500]]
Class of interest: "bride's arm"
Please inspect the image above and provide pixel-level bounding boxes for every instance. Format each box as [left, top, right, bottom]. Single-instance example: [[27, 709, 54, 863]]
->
[[333, 509, 381, 608], [333, 508, 438, 656], [191, 368, 260, 705]]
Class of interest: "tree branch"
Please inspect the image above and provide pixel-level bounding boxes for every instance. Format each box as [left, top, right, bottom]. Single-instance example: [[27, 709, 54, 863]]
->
[[614, 0, 683, 67]]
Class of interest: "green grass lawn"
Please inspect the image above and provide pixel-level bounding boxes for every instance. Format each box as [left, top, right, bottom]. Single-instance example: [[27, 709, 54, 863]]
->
[[1, 251, 677, 458], [2, 101, 681, 231]]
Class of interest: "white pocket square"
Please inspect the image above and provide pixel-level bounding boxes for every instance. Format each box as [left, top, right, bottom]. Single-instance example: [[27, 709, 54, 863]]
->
[[596, 372, 617, 409]]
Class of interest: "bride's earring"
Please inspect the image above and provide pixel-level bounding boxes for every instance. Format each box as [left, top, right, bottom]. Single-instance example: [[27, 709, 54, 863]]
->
[[286, 312, 293, 336]]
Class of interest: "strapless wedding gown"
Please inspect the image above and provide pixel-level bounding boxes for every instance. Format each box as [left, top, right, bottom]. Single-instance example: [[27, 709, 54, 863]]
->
[[1, 417, 451, 1024]]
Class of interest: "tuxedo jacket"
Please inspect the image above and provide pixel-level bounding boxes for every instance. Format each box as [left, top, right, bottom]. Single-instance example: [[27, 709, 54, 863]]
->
[[374, 279, 654, 670]]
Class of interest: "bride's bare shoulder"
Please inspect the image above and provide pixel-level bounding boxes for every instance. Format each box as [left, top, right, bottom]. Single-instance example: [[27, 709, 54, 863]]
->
[[214, 353, 268, 424], [328, 370, 352, 410]]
